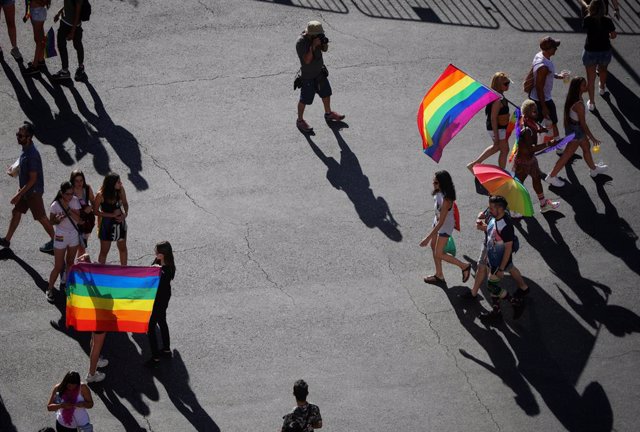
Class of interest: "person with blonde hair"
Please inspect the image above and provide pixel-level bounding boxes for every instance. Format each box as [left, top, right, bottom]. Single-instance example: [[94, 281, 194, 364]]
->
[[467, 72, 512, 170]]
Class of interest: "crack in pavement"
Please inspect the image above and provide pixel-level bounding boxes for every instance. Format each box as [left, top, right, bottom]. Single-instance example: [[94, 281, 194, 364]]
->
[[389, 257, 501, 431], [242, 70, 291, 80], [106, 75, 227, 92], [128, 244, 211, 263], [197, 0, 216, 15], [244, 224, 294, 304], [144, 415, 155, 432]]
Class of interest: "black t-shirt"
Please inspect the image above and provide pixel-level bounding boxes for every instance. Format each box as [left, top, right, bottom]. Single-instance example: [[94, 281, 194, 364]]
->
[[583, 16, 615, 52]]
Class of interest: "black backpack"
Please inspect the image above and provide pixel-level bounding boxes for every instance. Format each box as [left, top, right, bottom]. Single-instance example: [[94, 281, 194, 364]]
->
[[80, 0, 92, 22]]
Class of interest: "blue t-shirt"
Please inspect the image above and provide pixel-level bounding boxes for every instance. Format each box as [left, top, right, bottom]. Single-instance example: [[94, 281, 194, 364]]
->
[[486, 215, 514, 268], [19, 143, 44, 195]]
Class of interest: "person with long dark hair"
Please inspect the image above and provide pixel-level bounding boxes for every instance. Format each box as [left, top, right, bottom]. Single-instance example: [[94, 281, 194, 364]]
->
[[46, 181, 82, 302], [545, 77, 606, 185], [467, 72, 512, 170], [580, 0, 617, 112], [70, 170, 95, 259], [145, 240, 176, 367], [46, 371, 93, 431], [93, 172, 128, 265], [419, 171, 471, 285]]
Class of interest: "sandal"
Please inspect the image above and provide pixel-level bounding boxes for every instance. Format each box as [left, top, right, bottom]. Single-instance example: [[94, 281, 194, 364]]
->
[[462, 265, 472, 283], [423, 275, 446, 285]]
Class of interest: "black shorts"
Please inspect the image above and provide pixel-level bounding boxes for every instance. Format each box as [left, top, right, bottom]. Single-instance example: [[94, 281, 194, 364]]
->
[[299, 76, 332, 105], [534, 99, 558, 125]]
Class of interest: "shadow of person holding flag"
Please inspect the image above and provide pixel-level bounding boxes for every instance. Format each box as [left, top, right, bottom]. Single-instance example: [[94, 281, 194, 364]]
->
[[304, 131, 402, 242], [71, 81, 149, 191]]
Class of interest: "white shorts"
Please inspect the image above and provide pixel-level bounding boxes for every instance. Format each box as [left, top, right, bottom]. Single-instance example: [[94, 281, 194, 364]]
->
[[487, 129, 507, 140], [30, 6, 46, 22], [54, 232, 80, 249]]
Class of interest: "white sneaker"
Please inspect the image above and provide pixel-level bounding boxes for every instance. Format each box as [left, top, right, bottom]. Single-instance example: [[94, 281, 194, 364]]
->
[[598, 83, 608, 96], [540, 199, 560, 213], [590, 164, 608, 177], [86, 371, 106, 383], [544, 175, 565, 187], [97, 357, 109, 368], [510, 211, 523, 219], [587, 100, 595, 112]]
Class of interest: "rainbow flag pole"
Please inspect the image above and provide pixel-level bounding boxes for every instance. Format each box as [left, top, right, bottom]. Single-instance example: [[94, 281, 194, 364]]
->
[[66, 263, 162, 333], [417, 64, 501, 163]]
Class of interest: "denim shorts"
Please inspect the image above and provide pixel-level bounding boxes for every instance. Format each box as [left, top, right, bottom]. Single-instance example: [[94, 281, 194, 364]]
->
[[30, 6, 47, 22], [582, 49, 612, 66], [565, 123, 585, 140], [0, 0, 16, 7], [299, 76, 332, 105]]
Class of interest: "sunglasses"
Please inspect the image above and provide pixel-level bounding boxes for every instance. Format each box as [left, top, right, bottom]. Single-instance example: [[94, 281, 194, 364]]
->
[[503, 81, 510, 87]]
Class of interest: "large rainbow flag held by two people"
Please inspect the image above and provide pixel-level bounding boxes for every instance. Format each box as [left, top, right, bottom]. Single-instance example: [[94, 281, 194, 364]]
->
[[417, 64, 501, 162], [66, 263, 162, 333]]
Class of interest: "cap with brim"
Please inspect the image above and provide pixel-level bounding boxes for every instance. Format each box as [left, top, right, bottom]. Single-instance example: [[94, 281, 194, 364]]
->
[[306, 21, 324, 36], [540, 36, 561, 50]]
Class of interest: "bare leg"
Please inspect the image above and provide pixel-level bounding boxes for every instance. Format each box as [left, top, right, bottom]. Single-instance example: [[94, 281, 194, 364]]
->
[[98, 240, 111, 264], [64, 245, 78, 278], [508, 266, 528, 290], [116, 239, 128, 266], [89, 332, 106, 375], [549, 139, 581, 177], [31, 21, 45, 64], [297, 102, 306, 121], [3, 4, 18, 48], [4, 210, 22, 242], [48, 248, 66, 290], [321, 96, 331, 113], [430, 236, 444, 279], [497, 139, 509, 169], [580, 139, 596, 169], [467, 142, 500, 170], [471, 264, 487, 296], [585, 64, 597, 104], [598, 64, 608, 92]]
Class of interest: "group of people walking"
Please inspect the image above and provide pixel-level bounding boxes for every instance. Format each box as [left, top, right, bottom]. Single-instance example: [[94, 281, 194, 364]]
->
[[422, 0, 620, 322]]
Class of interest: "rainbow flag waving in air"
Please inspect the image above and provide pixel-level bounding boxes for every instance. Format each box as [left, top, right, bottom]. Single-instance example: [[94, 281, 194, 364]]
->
[[66, 263, 161, 333], [417, 64, 501, 162], [508, 108, 522, 163]]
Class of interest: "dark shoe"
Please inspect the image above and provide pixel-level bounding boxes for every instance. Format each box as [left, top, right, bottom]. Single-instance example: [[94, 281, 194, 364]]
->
[[27, 60, 45, 70], [52, 69, 71, 80], [0, 237, 10, 248], [39, 240, 54, 253], [74, 66, 87, 82], [10, 47, 23, 62], [296, 119, 313, 133], [144, 358, 160, 368], [324, 111, 345, 121], [23, 65, 40, 75], [160, 349, 172, 358], [480, 309, 502, 323]]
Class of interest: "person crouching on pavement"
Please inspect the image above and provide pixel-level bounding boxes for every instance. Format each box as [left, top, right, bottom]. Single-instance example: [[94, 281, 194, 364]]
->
[[295, 20, 344, 133]]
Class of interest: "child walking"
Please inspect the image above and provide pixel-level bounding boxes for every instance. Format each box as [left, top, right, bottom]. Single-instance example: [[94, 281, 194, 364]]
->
[[420, 170, 471, 285], [513, 99, 560, 213]]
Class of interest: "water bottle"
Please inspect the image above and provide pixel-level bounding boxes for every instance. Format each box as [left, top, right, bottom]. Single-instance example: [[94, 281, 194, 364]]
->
[[592, 143, 603, 166]]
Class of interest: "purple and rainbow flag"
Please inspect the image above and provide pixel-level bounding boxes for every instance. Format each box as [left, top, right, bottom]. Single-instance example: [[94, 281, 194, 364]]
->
[[508, 108, 522, 163], [45, 27, 57, 59], [417, 64, 501, 162], [66, 263, 161, 333]]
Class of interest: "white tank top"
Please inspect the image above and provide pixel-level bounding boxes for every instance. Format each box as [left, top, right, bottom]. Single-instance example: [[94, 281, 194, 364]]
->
[[55, 391, 90, 427], [569, 101, 582, 122]]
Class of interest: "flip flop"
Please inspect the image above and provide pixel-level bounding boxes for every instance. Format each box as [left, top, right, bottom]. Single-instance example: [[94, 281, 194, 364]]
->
[[424, 275, 446, 285], [462, 265, 472, 283]]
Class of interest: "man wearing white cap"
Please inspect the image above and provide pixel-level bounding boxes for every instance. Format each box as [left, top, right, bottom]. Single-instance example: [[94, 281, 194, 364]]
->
[[295, 20, 344, 133]]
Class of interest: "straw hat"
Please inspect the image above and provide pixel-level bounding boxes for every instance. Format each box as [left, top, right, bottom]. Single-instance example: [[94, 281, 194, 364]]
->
[[305, 21, 324, 36]]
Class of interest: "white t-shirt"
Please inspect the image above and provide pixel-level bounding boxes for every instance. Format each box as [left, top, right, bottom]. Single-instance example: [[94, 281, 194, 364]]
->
[[530, 51, 555, 102], [50, 196, 81, 235]]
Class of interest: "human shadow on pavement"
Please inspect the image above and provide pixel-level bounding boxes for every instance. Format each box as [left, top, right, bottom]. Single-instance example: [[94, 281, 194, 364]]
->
[[1, 56, 76, 166], [594, 73, 640, 170], [70, 81, 149, 190], [442, 283, 613, 431], [549, 161, 640, 278], [305, 132, 402, 241], [0, 393, 18, 432], [129, 336, 221, 432]]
